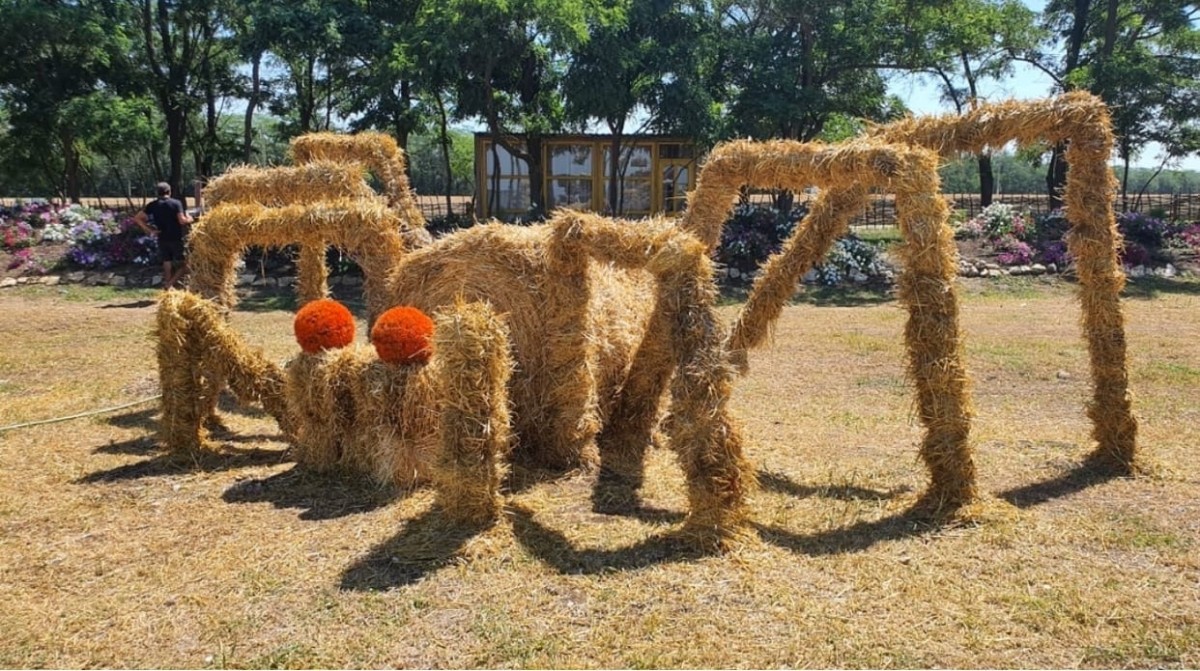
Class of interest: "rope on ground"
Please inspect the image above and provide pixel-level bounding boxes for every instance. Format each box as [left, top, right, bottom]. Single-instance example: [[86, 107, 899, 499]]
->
[[0, 395, 161, 434]]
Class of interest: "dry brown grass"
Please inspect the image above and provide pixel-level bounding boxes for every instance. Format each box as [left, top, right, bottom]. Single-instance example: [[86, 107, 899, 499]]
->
[[1, 279, 1198, 668]]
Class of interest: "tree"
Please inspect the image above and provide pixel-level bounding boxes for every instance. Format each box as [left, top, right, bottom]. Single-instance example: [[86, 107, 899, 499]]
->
[[134, 0, 236, 205], [563, 0, 722, 213], [1018, 0, 1200, 208], [258, 0, 349, 137], [909, 0, 1041, 206], [0, 0, 136, 201], [434, 0, 591, 218], [715, 0, 905, 211]]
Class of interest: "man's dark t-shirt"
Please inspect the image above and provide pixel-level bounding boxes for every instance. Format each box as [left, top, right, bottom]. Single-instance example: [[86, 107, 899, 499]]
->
[[144, 197, 186, 242]]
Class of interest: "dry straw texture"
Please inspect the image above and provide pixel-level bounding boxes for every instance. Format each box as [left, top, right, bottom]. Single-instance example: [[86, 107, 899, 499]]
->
[[188, 200, 406, 321], [202, 161, 379, 208], [155, 290, 289, 452], [385, 212, 753, 546], [430, 301, 514, 525], [290, 131, 427, 230], [869, 91, 1139, 473], [678, 138, 976, 509]]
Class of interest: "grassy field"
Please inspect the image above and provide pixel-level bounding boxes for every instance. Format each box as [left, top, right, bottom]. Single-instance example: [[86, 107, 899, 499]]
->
[[1, 277, 1198, 668]]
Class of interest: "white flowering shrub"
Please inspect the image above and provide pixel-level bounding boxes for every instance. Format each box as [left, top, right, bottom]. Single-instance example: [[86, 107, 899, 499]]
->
[[813, 235, 892, 286]]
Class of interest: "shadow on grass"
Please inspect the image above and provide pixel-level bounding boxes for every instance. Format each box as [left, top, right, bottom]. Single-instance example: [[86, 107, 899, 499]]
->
[[105, 407, 158, 431], [223, 464, 397, 521], [93, 435, 159, 456], [509, 504, 705, 575], [997, 457, 1122, 508], [1120, 275, 1200, 300], [754, 508, 940, 557], [232, 284, 370, 317], [75, 446, 282, 484], [99, 299, 157, 309], [758, 469, 912, 501], [339, 508, 493, 591]]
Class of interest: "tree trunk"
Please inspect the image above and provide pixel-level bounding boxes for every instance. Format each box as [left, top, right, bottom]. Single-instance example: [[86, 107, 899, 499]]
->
[[527, 135, 545, 219], [1046, 144, 1068, 211], [60, 129, 82, 204], [435, 91, 454, 216], [167, 108, 187, 208], [1120, 149, 1131, 212], [978, 153, 995, 207], [243, 51, 262, 163]]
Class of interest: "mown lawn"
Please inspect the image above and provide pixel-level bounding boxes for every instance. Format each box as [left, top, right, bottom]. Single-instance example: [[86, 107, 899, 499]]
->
[[1, 276, 1197, 668]]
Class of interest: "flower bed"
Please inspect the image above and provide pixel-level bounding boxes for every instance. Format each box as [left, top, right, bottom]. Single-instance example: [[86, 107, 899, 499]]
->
[[1, 201, 158, 276]]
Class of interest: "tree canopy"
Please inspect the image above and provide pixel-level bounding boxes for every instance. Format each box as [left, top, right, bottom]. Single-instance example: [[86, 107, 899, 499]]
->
[[0, 0, 1197, 207]]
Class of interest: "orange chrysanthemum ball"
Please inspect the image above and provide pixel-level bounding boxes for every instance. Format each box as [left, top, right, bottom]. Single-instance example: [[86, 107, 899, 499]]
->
[[371, 306, 435, 365], [293, 299, 356, 354]]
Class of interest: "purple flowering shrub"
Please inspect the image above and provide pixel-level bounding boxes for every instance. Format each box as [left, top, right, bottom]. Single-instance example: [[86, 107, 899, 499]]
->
[[717, 203, 806, 273], [1117, 212, 1170, 248], [66, 216, 158, 269], [1, 201, 158, 270]]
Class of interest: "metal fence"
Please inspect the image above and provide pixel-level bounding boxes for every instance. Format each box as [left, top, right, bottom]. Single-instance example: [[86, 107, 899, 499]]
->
[[1, 194, 476, 221], [848, 191, 1200, 228]]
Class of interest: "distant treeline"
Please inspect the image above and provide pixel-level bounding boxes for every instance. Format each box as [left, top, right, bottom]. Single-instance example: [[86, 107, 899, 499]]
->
[[939, 153, 1200, 195]]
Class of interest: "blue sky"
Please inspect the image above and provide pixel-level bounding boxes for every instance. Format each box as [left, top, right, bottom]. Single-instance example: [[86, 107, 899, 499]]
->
[[884, 0, 1200, 171]]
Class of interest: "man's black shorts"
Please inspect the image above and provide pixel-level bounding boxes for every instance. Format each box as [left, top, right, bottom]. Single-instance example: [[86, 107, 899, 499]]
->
[[159, 238, 186, 264]]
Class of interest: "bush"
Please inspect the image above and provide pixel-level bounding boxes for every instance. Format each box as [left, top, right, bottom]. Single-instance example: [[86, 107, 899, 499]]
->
[[1117, 212, 1171, 248], [960, 203, 1033, 242], [1, 201, 159, 270], [1, 218, 36, 250], [427, 212, 475, 238], [716, 203, 805, 272], [812, 235, 891, 286]]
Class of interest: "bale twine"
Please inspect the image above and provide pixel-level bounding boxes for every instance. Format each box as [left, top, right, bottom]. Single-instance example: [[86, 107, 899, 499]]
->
[[290, 131, 427, 230]]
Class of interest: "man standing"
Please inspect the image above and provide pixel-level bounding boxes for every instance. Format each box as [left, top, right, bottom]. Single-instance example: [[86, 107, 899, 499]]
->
[[134, 182, 194, 289]]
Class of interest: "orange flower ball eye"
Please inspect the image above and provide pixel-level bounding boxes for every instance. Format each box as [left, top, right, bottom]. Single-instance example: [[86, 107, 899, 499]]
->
[[372, 306, 435, 365], [293, 299, 356, 354]]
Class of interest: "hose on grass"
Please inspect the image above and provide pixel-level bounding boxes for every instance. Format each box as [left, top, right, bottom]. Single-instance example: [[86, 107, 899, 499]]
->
[[0, 395, 161, 434]]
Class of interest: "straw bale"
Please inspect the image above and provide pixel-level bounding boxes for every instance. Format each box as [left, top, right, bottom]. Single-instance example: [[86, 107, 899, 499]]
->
[[189, 200, 406, 322], [870, 92, 1139, 472], [429, 301, 514, 525], [203, 161, 379, 208], [891, 153, 976, 508], [379, 211, 753, 543], [289, 131, 427, 230], [285, 346, 371, 473], [349, 359, 439, 488], [676, 138, 977, 509], [155, 290, 289, 451], [386, 220, 650, 471], [681, 139, 907, 251]]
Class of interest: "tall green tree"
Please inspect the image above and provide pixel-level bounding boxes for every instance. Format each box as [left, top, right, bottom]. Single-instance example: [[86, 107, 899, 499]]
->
[[134, 0, 234, 205], [1018, 0, 1200, 207], [715, 0, 905, 211], [432, 0, 591, 218], [909, 0, 1041, 205], [0, 0, 136, 201], [563, 0, 721, 213]]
